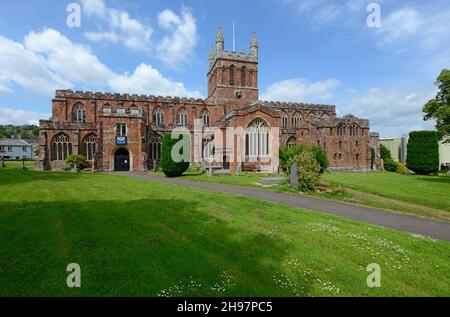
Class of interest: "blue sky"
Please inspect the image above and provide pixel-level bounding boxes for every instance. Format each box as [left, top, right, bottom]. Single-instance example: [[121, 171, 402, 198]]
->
[[0, 0, 449, 136]]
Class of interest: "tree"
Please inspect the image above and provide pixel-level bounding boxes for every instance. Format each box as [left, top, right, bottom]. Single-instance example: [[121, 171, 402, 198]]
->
[[406, 131, 439, 175], [160, 133, 190, 177], [279, 144, 328, 174], [379, 144, 391, 161], [423, 69, 450, 141]]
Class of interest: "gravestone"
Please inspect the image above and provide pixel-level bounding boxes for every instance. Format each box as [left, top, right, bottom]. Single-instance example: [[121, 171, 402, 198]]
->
[[290, 163, 298, 188], [236, 162, 242, 176]]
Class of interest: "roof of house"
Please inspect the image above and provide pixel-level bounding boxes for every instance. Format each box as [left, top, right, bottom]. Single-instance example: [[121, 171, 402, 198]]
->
[[0, 138, 32, 146]]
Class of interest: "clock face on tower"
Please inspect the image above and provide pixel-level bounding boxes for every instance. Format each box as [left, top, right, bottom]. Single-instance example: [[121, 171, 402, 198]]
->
[[235, 90, 243, 99]]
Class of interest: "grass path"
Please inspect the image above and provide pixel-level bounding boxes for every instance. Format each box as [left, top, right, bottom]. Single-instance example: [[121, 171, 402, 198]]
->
[[0, 169, 449, 296]]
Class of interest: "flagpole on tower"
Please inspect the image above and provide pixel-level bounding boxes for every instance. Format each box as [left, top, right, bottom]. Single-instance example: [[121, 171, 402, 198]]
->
[[232, 20, 235, 52]]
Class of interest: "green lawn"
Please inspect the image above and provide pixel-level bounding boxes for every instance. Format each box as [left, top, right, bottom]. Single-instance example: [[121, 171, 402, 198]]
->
[[321, 172, 450, 212], [0, 169, 449, 296], [180, 171, 450, 222], [1, 160, 35, 170]]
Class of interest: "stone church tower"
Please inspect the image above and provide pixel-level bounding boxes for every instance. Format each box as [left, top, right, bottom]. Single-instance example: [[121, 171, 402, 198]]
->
[[207, 26, 259, 104]]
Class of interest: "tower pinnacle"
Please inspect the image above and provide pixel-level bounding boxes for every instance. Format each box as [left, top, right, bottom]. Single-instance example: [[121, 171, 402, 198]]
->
[[216, 25, 224, 54]]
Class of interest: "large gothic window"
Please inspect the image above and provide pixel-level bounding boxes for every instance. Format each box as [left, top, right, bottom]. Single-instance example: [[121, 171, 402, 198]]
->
[[337, 123, 347, 136], [246, 118, 269, 156], [82, 134, 97, 161], [153, 107, 164, 126], [177, 108, 188, 126], [229, 65, 235, 86], [201, 110, 210, 127], [292, 112, 302, 127], [241, 66, 246, 86], [73, 104, 86, 124], [52, 133, 72, 161], [281, 112, 288, 128]]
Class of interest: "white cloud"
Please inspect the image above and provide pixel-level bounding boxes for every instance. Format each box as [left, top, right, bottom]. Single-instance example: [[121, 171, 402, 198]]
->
[[338, 86, 436, 137], [0, 107, 50, 125], [108, 64, 202, 98], [81, 0, 199, 67], [375, 6, 450, 56], [0, 29, 202, 98], [81, 0, 152, 51], [261, 78, 341, 103], [0, 34, 72, 96], [156, 7, 198, 67], [82, 0, 107, 17], [24, 29, 114, 86]]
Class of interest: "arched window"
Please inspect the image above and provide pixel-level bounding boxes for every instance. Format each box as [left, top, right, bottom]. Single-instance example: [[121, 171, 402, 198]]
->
[[82, 134, 97, 161], [177, 108, 188, 126], [287, 137, 296, 148], [153, 107, 164, 126], [52, 133, 72, 161], [350, 124, 359, 136], [292, 112, 302, 128], [202, 135, 215, 161], [281, 112, 288, 128], [147, 132, 162, 169], [229, 65, 235, 86], [337, 123, 347, 136], [241, 66, 246, 86], [246, 118, 269, 156], [73, 104, 86, 123], [201, 110, 210, 127]]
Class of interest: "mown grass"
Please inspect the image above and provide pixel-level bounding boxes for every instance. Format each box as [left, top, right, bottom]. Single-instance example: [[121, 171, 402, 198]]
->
[[321, 172, 450, 212], [180, 171, 450, 221], [0, 169, 449, 296]]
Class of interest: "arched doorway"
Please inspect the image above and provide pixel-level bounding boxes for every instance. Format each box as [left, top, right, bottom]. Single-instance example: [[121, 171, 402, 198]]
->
[[114, 147, 130, 171]]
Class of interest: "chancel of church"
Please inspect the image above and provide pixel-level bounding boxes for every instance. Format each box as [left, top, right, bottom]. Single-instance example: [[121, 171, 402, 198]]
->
[[37, 27, 381, 172]]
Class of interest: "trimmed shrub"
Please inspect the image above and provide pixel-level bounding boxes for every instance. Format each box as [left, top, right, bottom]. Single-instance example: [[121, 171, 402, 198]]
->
[[65, 154, 87, 171], [287, 152, 321, 192], [161, 133, 190, 177], [396, 162, 408, 175], [383, 158, 398, 172], [406, 131, 439, 175], [279, 144, 328, 174], [380, 144, 392, 161]]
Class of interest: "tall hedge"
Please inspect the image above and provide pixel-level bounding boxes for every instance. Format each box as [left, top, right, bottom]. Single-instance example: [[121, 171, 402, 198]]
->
[[161, 133, 190, 177], [406, 131, 439, 175]]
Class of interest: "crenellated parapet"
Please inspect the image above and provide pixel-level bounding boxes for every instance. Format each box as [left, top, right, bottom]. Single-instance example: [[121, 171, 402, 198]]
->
[[261, 100, 336, 112], [54, 90, 206, 105], [39, 119, 97, 131]]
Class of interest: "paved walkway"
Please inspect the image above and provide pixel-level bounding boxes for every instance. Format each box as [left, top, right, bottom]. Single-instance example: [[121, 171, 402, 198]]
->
[[118, 172, 450, 242]]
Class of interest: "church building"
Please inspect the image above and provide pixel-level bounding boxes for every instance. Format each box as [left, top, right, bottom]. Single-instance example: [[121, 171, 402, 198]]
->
[[37, 27, 381, 172]]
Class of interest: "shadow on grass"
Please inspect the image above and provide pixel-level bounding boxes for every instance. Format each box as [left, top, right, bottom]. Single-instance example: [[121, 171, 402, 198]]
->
[[0, 197, 296, 297], [414, 175, 450, 185], [0, 169, 86, 187]]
